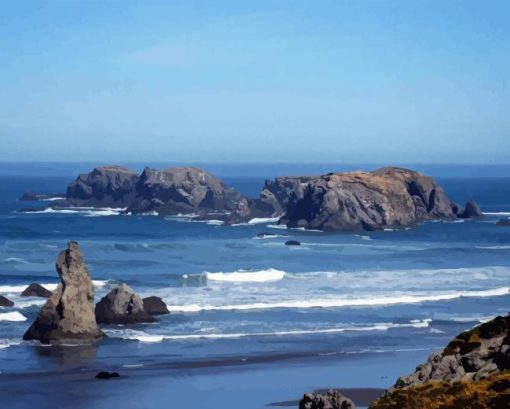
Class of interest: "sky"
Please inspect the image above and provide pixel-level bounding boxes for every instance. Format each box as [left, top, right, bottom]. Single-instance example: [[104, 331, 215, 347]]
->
[[0, 0, 509, 164]]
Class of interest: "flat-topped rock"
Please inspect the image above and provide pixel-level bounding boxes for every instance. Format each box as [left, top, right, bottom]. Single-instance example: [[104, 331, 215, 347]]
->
[[95, 283, 155, 324], [23, 242, 104, 344]]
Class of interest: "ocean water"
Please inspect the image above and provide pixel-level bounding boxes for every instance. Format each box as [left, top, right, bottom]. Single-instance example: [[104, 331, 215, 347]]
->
[[0, 164, 510, 408]]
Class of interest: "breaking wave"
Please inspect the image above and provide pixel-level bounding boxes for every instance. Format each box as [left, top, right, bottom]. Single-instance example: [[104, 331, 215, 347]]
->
[[204, 268, 286, 283]]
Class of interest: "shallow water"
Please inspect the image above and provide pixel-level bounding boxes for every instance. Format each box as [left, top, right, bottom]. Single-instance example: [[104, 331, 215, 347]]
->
[[0, 166, 509, 408]]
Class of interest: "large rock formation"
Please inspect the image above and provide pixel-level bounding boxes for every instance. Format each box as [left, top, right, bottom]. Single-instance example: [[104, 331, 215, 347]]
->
[[23, 242, 104, 344], [300, 389, 356, 409], [277, 167, 476, 231], [65, 166, 139, 207], [95, 283, 155, 324], [369, 315, 510, 408]]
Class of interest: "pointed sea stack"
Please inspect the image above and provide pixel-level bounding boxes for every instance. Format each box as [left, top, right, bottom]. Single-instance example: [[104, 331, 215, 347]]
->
[[23, 242, 104, 344]]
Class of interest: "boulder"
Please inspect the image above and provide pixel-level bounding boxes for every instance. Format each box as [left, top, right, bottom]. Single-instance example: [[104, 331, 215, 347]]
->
[[285, 240, 301, 246], [496, 219, 510, 227], [95, 371, 120, 379], [458, 200, 483, 219], [23, 242, 104, 344], [142, 296, 169, 315], [300, 389, 356, 409], [20, 283, 52, 298], [0, 295, 14, 307], [95, 283, 155, 324]]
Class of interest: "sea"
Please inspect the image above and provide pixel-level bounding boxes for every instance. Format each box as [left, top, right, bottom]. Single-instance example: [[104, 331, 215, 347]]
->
[[0, 162, 509, 409]]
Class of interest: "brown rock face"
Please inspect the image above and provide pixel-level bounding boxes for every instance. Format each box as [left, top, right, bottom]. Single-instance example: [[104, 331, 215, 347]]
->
[[23, 242, 104, 344]]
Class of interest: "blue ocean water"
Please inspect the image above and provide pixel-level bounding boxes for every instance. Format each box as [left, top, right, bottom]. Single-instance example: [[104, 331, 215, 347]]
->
[[0, 164, 510, 408]]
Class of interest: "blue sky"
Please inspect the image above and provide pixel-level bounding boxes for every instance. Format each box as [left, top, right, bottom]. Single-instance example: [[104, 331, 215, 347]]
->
[[0, 0, 509, 163]]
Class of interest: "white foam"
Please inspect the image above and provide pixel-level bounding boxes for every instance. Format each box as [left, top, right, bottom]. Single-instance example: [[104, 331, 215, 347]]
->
[[475, 245, 510, 250], [0, 311, 27, 322], [0, 339, 21, 349], [166, 287, 510, 312], [23, 207, 126, 216], [267, 224, 288, 230], [41, 197, 66, 202], [205, 268, 286, 283], [483, 212, 510, 216], [247, 217, 280, 225], [4, 257, 29, 264], [252, 234, 281, 239], [0, 283, 57, 293], [104, 319, 431, 343]]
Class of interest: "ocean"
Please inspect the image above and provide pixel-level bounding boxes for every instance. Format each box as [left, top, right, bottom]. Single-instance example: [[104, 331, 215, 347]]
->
[[0, 163, 509, 409]]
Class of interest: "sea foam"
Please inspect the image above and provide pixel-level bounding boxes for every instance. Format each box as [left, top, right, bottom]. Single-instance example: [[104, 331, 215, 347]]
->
[[205, 268, 286, 283], [0, 311, 27, 322]]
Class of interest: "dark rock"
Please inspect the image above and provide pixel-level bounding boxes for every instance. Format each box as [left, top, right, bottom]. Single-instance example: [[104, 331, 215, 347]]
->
[[458, 200, 483, 219], [0, 295, 14, 307], [95, 371, 120, 379], [95, 283, 155, 324], [142, 296, 169, 315], [299, 389, 356, 409], [285, 240, 301, 246], [20, 283, 52, 298], [496, 219, 510, 227], [23, 242, 104, 344], [278, 167, 457, 231]]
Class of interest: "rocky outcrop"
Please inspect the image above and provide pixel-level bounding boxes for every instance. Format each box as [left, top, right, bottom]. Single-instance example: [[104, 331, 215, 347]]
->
[[65, 166, 139, 207], [369, 315, 510, 408], [95, 284, 155, 324], [20, 283, 52, 298], [142, 296, 169, 315], [23, 242, 104, 344], [300, 389, 356, 409], [0, 295, 14, 307], [454, 199, 484, 219], [278, 167, 480, 231]]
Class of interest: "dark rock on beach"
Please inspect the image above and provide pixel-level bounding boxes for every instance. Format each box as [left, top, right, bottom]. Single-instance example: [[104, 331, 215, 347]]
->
[[142, 296, 169, 315], [496, 219, 510, 227], [95, 371, 120, 380], [20, 283, 52, 298], [285, 240, 301, 246], [23, 242, 104, 344], [0, 295, 14, 307], [95, 283, 155, 324], [300, 389, 356, 409]]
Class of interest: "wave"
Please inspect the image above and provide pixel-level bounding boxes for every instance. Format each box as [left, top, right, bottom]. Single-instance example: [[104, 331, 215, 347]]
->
[[22, 207, 126, 216], [0, 339, 21, 349], [0, 280, 106, 294], [166, 287, 510, 312], [248, 217, 280, 225], [483, 212, 510, 216], [475, 245, 510, 250], [4, 257, 29, 264], [267, 224, 288, 230], [204, 268, 286, 283], [0, 311, 27, 322], [40, 197, 66, 202], [104, 319, 431, 343]]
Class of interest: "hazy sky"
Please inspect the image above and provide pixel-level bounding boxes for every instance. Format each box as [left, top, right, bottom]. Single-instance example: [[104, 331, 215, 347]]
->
[[0, 1, 509, 163]]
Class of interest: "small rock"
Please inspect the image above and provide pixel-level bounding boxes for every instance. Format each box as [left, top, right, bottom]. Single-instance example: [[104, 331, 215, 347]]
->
[[299, 389, 355, 409], [458, 200, 483, 219], [285, 240, 301, 246], [142, 296, 169, 315], [496, 219, 510, 227], [0, 295, 14, 307], [20, 283, 52, 298], [95, 371, 120, 380], [95, 283, 155, 324]]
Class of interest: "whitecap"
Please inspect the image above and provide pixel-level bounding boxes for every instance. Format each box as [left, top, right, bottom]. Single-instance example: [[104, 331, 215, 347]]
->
[[0, 283, 57, 293], [483, 212, 510, 216], [475, 245, 510, 250], [0, 311, 27, 322], [205, 268, 286, 283], [247, 217, 280, 225]]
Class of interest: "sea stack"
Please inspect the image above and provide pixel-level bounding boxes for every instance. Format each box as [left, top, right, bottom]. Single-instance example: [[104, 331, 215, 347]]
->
[[23, 242, 104, 344]]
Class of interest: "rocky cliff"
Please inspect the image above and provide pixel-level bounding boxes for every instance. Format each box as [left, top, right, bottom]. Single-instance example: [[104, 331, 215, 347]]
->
[[369, 314, 510, 408], [23, 242, 104, 344], [276, 167, 479, 231]]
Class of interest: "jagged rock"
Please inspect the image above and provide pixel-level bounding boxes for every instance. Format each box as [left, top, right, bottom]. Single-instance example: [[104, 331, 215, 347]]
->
[[66, 166, 139, 207], [457, 200, 483, 219], [142, 296, 169, 315], [23, 242, 104, 344], [285, 240, 301, 246], [300, 389, 356, 409], [0, 295, 14, 307], [496, 219, 510, 227], [20, 283, 52, 298], [95, 283, 155, 324], [95, 371, 120, 379]]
